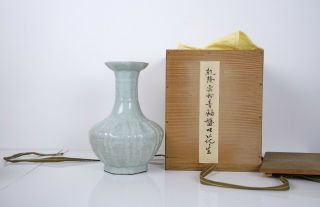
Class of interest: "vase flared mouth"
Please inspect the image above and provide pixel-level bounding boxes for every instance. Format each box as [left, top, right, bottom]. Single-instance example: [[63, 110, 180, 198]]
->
[[105, 61, 148, 72]]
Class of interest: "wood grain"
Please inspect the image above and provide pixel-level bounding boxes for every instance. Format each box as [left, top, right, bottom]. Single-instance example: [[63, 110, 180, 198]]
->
[[260, 152, 320, 175], [165, 49, 264, 171]]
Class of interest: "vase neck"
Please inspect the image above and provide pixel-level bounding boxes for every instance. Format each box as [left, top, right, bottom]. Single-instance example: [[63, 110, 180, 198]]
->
[[111, 70, 143, 116]]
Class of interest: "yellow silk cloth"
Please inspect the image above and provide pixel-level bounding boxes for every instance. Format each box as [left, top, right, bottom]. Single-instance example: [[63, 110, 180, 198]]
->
[[178, 31, 262, 50]]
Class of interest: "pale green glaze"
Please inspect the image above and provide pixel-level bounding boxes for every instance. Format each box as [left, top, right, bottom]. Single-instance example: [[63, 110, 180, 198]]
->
[[89, 61, 163, 174]]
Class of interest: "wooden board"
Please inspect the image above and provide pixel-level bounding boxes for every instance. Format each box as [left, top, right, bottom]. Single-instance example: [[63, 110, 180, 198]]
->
[[260, 152, 320, 175], [165, 50, 264, 171]]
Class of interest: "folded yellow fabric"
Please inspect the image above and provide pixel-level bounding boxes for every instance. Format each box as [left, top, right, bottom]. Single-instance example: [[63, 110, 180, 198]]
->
[[178, 31, 261, 50]]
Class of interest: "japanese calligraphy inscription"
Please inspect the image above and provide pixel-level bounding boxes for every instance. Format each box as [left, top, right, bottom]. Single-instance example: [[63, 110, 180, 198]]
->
[[199, 61, 220, 163]]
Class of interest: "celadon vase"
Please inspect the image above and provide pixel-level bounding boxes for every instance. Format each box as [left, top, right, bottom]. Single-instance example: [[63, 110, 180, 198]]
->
[[89, 61, 163, 175]]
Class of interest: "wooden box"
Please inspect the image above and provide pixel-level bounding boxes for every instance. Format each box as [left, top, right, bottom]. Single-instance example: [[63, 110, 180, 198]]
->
[[165, 50, 264, 171]]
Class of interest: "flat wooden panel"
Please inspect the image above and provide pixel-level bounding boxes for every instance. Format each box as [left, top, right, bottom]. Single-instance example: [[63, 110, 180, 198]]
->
[[165, 49, 263, 171], [260, 152, 320, 175]]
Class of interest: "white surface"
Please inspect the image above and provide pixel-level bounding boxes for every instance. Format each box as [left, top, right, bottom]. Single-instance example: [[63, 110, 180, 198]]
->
[[1, 0, 320, 153], [0, 150, 319, 207]]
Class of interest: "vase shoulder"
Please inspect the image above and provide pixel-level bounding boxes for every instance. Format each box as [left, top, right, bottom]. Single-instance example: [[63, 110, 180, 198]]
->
[[90, 115, 163, 138]]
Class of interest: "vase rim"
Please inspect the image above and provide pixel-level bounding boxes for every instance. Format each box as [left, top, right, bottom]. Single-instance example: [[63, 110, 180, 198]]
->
[[105, 61, 148, 71]]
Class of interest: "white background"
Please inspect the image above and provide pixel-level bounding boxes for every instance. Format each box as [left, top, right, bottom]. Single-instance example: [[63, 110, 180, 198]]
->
[[0, 0, 319, 154]]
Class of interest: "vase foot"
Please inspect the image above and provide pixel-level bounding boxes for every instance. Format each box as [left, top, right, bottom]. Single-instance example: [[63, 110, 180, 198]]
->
[[104, 165, 148, 175]]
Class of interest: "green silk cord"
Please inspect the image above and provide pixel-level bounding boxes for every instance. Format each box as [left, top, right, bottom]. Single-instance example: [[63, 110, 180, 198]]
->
[[3, 151, 319, 191]]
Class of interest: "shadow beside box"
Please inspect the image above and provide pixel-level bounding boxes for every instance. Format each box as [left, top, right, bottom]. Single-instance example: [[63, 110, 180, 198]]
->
[[165, 49, 264, 171]]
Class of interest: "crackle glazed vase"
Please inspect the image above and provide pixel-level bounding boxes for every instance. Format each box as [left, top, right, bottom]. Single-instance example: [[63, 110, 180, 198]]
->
[[89, 61, 163, 175]]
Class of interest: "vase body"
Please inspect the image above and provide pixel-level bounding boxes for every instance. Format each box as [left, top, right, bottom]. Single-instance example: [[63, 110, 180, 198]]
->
[[89, 61, 163, 174]]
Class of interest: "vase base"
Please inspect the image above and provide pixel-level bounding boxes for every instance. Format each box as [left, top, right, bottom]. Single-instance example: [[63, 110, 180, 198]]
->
[[104, 165, 148, 175]]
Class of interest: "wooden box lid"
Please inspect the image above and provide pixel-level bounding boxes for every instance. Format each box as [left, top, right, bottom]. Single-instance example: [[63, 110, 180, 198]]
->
[[260, 152, 320, 175]]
